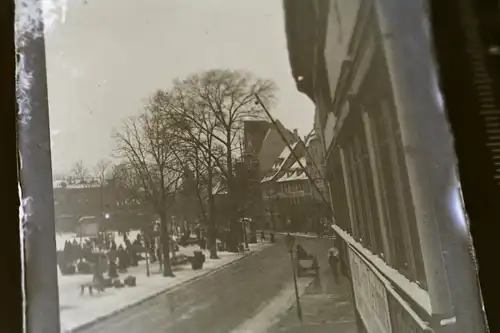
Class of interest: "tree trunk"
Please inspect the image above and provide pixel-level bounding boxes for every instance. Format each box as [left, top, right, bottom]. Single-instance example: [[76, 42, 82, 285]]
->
[[207, 166, 218, 259], [160, 213, 174, 277], [225, 137, 241, 252]]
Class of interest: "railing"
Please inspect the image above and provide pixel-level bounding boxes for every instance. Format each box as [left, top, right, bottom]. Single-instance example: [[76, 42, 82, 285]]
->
[[336, 223, 434, 333]]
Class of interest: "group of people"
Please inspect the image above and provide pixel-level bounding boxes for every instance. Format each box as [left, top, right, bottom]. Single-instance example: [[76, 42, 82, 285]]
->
[[62, 239, 88, 263], [260, 230, 275, 243], [60, 232, 147, 278]]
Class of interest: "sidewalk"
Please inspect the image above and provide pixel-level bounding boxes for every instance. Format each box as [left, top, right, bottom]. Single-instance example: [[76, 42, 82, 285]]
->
[[60, 242, 271, 332], [273, 231, 331, 239], [268, 261, 358, 333]]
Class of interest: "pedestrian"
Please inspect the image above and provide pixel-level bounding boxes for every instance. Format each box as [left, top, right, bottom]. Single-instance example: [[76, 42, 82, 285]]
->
[[328, 246, 340, 284], [93, 255, 105, 292], [260, 230, 266, 243], [108, 258, 118, 279]]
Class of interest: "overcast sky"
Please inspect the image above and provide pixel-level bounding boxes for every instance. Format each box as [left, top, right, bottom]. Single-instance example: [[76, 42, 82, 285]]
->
[[44, 0, 315, 175]]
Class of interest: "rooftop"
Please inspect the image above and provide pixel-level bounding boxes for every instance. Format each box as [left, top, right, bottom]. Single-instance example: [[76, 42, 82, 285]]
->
[[261, 141, 300, 183]]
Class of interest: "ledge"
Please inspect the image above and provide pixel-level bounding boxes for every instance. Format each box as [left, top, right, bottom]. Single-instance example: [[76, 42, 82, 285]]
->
[[331, 224, 432, 316]]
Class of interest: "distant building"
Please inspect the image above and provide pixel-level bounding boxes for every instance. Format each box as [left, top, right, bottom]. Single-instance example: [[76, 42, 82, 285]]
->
[[240, 119, 296, 228], [53, 177, 150, 232], [260, 129, 329, 232]]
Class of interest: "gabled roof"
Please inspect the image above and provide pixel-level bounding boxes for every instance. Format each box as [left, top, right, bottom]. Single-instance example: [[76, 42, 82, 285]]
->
[[261, 141, 299, 183], [277, 156, 308, 183], [277, 169, 308, 183], [290, 157, 307, 170], [244, 120, 271, 156], [279, 141, 298, 159]]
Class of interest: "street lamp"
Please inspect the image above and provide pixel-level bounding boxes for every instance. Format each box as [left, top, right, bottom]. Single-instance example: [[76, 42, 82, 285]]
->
[[142, 231, 150, 277], [241, 218, 250, 250], [284, 233, 303, 322]]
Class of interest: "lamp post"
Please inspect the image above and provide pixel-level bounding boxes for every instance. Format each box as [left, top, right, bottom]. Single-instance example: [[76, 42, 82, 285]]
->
[[266, 187, 275, 230], [143, 231, 150, 277], [241, 218, 249, 250], [284, 233, 303, 322]]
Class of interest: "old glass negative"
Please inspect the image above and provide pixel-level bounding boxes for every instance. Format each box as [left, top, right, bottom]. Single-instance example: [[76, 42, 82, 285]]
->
[[16, 0, 489, 332]]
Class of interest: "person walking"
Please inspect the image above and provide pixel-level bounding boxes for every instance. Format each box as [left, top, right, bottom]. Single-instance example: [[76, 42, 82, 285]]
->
[[328, 245, 340, 284]]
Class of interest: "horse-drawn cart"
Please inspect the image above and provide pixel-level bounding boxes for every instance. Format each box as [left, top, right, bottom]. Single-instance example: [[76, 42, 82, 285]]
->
[[295, 244, 319, 277]]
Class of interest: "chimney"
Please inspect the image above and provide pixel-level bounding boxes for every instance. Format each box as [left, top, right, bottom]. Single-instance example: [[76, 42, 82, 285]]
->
[[293, 129, 299, 140]]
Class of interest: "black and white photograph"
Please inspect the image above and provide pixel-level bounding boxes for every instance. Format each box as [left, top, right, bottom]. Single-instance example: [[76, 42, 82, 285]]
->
[[16, 0, 491, 332]]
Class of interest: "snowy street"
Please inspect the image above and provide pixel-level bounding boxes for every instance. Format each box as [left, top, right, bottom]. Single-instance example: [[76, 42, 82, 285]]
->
[[73, 236, 356, 333], [60, 241, 271, 332]]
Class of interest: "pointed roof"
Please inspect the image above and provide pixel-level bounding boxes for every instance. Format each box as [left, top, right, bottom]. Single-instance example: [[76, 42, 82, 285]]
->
[[261, 141, 300, 183], [277, 156, 308, 183], [243, 120, 271, 156]]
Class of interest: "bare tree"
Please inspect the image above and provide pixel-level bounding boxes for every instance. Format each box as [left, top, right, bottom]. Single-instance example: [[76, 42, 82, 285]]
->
[[110, 163, 144, 209], [113, 106, 183, 277], [151, 83, 239, 258], [71, 160, 90, 186], [94, 159, 111, 185], [146, 89, 220, 258], [168, 69, 277, 250]]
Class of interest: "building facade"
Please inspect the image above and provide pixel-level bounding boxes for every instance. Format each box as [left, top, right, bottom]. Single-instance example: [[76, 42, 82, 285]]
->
[[53, 177, 151, 232], [241, 120, 296, 228], [283, 0, 484, 332], [260, 133, 329, 232]]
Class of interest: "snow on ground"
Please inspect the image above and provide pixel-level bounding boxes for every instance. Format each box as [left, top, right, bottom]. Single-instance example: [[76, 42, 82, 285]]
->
[[275, 228, 432, 314], [59, 242, 272, 332], [274, 232, 321, 239], [231, 278, 314, 333]]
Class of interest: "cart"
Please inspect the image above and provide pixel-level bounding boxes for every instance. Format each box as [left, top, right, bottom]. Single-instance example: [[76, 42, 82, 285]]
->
[[295, 245, 319, 277]]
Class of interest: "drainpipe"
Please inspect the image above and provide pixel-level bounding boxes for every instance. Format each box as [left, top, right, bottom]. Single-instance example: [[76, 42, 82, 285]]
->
[[374, 1, 483, 331]]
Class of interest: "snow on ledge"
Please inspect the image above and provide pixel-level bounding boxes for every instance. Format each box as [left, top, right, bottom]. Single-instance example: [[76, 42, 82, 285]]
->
[[331, 224, 432, 315]]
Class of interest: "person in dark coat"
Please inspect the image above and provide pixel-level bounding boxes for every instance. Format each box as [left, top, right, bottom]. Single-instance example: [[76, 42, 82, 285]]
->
[[63, 241, 71, 263], [117, 245, 128, 272], [127, 243, 138, 267], [296, 244, 308, 259], [328, 246, 340, 284], [108, 258, 118, 278], [199, 237, 206, 250], [93, 256, 105, 291]]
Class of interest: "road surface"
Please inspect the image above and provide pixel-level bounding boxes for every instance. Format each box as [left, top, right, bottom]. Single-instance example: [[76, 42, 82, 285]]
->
[[77, 235, 338, 333]]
